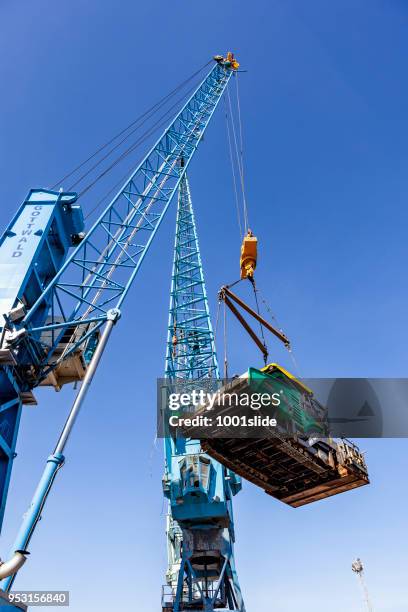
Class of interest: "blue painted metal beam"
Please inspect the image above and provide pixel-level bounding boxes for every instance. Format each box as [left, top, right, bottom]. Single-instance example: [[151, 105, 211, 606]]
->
[[9, 61, 235, 387], [0, 56, 240, 586], [163, 175, 245, 612], [0, 190, 83, 532]]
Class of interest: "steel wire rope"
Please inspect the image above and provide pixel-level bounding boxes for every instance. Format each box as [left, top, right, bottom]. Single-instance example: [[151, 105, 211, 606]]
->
[[58, 153, 182, 363], [223, 300, 228, 379], [49, 60, 211, 190], [224, 97, 243, 238], [76, 97, 213, 313], [227, 79, 300, 373], [83, 108, 195, 221], [67, 73, 205, 192], [213, 299, 221, 352], [76, 77, 206, 200], [57, 66, 216, 363], [235, 73, 250, 232], [59, 97, 214, 360], [226, 84, 249, 232], [250, 278, 268, 364], [255, 284, 301, 376]]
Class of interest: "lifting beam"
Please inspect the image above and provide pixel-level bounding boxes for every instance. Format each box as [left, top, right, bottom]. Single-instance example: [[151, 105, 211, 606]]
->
[[219, 284, 291, 361]]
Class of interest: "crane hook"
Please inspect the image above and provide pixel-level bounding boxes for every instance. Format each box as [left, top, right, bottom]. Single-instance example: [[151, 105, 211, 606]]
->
[[240, 229, 257, 280]]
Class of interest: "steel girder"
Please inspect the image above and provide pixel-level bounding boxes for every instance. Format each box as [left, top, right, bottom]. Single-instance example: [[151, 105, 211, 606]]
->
[[163, 176, 245, 612], [11, 62, 233, 386]]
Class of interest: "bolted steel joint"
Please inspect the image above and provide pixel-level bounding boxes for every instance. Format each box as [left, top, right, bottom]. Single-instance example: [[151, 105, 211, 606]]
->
[[106, 308, 121, 323]]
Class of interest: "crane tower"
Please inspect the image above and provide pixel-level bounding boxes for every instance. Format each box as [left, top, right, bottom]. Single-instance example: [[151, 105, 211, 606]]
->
[[162, 174, 244, 611]]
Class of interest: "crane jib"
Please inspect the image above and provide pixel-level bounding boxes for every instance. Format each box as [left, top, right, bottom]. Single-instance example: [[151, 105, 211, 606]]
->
[[0, 56, 240, 594], [7, 62, 234, 386]]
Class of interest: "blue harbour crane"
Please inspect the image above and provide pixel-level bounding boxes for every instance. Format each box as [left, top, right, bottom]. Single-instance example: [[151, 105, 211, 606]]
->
[[162, 174, 244, 611], [0, 53, 243, 608], [0, 51, 369, 611]]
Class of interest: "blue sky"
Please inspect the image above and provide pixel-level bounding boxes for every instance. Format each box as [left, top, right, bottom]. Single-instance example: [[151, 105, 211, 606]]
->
[[1, 0, 408, 610]]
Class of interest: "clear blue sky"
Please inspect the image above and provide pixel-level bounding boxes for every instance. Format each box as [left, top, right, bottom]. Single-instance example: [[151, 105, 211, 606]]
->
[[1, 1, 408, 610]]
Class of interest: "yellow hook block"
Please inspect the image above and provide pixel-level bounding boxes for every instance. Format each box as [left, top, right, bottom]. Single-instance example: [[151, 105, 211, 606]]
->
[[240, 230, 257, 279]]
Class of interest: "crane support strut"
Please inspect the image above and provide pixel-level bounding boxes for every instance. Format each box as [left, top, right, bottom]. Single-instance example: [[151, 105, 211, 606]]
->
[[2, 308, 120, 591]]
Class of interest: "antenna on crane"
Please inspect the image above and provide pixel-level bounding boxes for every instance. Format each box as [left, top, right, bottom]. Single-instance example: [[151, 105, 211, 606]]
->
[[352, 558, 373, 612]]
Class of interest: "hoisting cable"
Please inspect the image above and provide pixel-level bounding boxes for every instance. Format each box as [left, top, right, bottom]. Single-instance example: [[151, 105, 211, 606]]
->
[[224, 277, 243, 290], [68, 75, 202, 192], [59, 96, 214, 360], [59, 153, 182, 362], [219, 285, 290, 356], [222, 290, 268, 362], [50, 59, 211, 190], [213, 298, 222, 349], [52, 98, 164, 191], [254, 284, 302, 377], [76, 77, 205, 199], [76, 99, 210, 300], [83, 166, 135, 220], [84, 104, 195, 220], [64, 94, 215, 362], [67, 108, 168, 191], [224, 96, 243, 238], [223, 74, 298, 370], [235, 73, 249, 232], [287, 346, 302, 378], [223, 300, 228, 379], [226, 84, 249, 232], [249, 277, 268, 365]]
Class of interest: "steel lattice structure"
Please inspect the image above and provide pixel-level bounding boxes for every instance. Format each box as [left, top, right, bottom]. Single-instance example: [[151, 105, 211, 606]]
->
[[0, 56, 244, 607], [9, 61, 233, 386], [0, 53, 370, 610], [165, 175, 219, 380], [163, 175, 244, 611]]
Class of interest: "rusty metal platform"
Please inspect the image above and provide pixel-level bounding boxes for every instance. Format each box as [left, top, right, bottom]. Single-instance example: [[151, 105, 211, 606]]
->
[[187, 365, 370, 507], [202, 435, 369, 507]]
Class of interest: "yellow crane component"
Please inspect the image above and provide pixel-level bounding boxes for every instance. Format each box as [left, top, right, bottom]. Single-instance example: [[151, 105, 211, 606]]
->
[[225, 51, 240, 70], [213, 52, 240, 70], [240, 230, 257, 279]]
